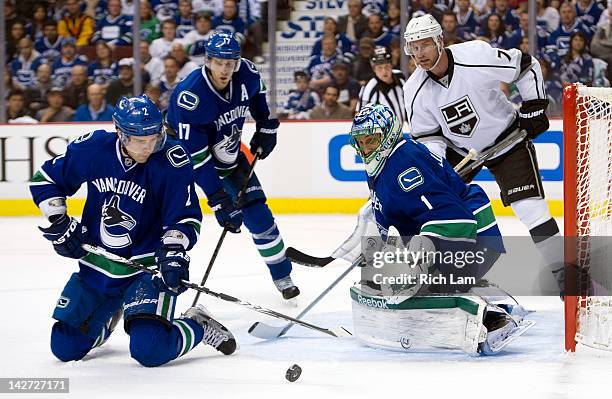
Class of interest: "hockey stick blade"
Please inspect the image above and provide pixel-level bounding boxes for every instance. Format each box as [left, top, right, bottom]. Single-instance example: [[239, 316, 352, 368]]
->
[[248, 321, 352, 339], [285, 246, 335, 268]]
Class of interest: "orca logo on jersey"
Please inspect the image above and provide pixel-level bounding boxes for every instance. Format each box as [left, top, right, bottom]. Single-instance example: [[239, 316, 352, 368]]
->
[[177, 90, 199, 111], [397, 167, 424, 192], [439, 95, 480, 137], [166, 145, 190, 168], [100, 195, 137, 249], [212, 124, 241, 164]]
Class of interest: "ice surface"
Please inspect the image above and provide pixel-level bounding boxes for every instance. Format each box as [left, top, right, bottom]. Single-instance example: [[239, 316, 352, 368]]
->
[[1, 216, 611, 399]]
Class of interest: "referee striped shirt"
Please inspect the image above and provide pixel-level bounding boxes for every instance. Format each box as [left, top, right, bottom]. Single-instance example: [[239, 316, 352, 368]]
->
[[356, 70, 408, 127]]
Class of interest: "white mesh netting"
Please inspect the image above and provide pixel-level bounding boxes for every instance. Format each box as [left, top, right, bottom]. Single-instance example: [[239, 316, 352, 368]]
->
[[573, 86, 612, 351]]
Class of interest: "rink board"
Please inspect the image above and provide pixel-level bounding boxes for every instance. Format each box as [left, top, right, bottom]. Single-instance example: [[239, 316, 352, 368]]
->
[[0, 120, 563, 216]]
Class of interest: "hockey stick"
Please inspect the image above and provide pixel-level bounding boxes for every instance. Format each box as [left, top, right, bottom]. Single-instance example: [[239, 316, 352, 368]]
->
[[82, 244, 352, 338], [456, 129, 528, 178], [191, 151, 261, 306], [249, 255, 364, 339]]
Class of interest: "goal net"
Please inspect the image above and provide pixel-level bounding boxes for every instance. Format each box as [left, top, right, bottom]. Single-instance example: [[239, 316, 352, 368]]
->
[[564, 84, 612, 352]]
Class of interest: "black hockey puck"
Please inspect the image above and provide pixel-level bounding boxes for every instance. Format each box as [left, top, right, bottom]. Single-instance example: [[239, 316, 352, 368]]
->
[[285, 364, 302, 382]]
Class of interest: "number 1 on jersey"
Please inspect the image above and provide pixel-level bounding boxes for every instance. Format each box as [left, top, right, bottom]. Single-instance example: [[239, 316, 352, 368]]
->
[[421, 195, 433, 210]]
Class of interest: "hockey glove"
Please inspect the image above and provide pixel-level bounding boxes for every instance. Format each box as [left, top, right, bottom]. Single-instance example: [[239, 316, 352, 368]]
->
[[519, 99, 549, 140], [39, 214, 88, 259], [154, 244, 190, 295], [250, 120, 279, 159], [207, 188, 243, 233]]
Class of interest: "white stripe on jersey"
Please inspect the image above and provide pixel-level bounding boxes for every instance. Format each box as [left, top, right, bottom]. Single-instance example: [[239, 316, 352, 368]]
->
[[357, 70, 407, 127]]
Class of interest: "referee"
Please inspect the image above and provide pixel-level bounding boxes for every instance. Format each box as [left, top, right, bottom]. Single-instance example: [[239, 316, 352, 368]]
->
[[356, 46, 408, 127]]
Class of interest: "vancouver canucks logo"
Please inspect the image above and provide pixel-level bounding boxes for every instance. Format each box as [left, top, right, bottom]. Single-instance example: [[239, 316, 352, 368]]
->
[[100, 195, 137, 249], [212, 124, 241, 164], [439, 95, 480, 138]]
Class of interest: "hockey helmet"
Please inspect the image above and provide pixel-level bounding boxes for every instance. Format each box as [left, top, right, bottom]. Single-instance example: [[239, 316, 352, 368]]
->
[[370, 46, 392, 66], [350, 103, 402, 179], [403, 14, 443, 54], [205, 31, 241, 71], [113, 95, 166, 153]]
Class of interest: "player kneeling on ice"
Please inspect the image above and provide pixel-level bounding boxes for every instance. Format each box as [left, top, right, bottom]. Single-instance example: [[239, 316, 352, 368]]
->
[[348, 104, 534, 355], [29, 95, 236, 367]]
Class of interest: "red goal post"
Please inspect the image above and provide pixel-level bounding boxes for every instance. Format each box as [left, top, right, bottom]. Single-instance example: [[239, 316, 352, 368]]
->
[[563, 83, 612, 352]]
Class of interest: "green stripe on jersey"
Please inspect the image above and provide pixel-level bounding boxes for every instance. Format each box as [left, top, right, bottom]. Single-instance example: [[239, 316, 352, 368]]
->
[[420, 221, 477, 240], [30, 170, 52, 183], [80, 252, 155, 278], [191, 148, 210, 168], [474, 204, 496, 231], [258, 240, 285, 258]]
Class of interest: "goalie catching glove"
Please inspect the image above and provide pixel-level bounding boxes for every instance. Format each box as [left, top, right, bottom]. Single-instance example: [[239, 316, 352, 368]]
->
[[519, 99, 549, 140]]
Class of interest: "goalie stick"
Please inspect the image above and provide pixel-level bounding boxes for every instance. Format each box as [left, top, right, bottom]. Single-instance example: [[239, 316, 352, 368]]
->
[[249, 255, 364, 339], [285, 147, 480, 268], [82, 244, 352, 338]]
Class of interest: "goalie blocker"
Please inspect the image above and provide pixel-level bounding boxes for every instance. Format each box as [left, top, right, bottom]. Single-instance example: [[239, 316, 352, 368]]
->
[[350, 284, 534, 355]]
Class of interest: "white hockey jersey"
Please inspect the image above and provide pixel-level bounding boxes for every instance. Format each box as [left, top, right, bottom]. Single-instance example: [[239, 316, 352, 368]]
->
[[403, 40, 546, 157]]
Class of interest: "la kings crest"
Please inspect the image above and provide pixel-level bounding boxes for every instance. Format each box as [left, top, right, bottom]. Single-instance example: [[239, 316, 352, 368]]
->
[[439, 95, 480, 137]]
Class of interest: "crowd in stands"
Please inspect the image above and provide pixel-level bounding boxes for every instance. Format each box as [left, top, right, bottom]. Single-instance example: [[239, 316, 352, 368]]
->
[[4, 0, 264, 123], [282, 0, 612, 120], [4, 0, 612, 123]]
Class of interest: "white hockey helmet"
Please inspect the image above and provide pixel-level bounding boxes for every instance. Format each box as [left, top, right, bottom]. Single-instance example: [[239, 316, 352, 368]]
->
[[403, 14, 444, 70]]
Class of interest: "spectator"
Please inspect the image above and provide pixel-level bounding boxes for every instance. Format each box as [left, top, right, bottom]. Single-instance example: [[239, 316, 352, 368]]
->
[[193, 0, 223, 16], [415, 0, 444, 23], [7, 21, 27, 61], [106, 58, 135, 105], [170, 42, 199, 79], [64, 65, 90, 109], [159, 56, 181, 111], [176, 0, 195, 38], [356, 46, 406, 126], [305, 34, 340, 91], [330, 60, 361, 112], [51, 40, 88, 87], [28, 3, 50, 40], [363, 14, 394, 47], [144, 83, 162, 109], [58, 0, 95, 46], [7, 89, 38, 124], [282, 71, 320, 120], [457, 0, 481, 35], [212, 0, 247, 44], [477, 13, 510, 48], [88, 41, 118, 86], [10, 38, 44, 88], [441, 11, 471, 45], [238, 0, 265, 63], [141, 41, 165, 86], [485, 0, 520, 31], [73, 84, 115, 121], [389, 36, 401, 69], [311, 17, 355, 57], [384, 1, 401, 37], [539, 58, 563, 116], [25, 64, 54, 113], [152, 0, 179, 22], [548, 1, 593, 58], [5, 0, 27, 37], [36, 87, 75, 122], [92, 0, 134, 46], [150, 19, 177, 59], [309, 85, 353, 120], [353, 36, 375, 84], [598, 4, 611, 28], [182, 13, 213, 66], [35, 20, 65, 64], [361, 0, 387, 16], [576, 0, 605, 36], [560, 31, 595, 85], [140, 0, 161, 43], [591, 6, 612, 82], [337, 0, 368, 42], [537, 0, 560, 33], [506, 10, 549, 51]]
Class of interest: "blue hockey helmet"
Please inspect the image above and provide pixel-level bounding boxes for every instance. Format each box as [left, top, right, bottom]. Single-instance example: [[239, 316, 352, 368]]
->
[[350, 103, 402, 179], [205, 31, 241, 71], [113, 95, 166, 152]]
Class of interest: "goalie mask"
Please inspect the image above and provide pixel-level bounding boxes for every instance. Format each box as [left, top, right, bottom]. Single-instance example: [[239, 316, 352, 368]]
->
[[403, 14, 444, 71], [350, 104, 402, 179]]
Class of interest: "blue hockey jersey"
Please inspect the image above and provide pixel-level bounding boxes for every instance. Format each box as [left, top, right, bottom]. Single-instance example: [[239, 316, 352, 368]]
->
[[10, 55, 45, 87], [30, 130, 202, 293], [35, 36, 65, 64], [87, 61, 118, 85], [52, 55, 89, 87], [175, 15, 194, 38], [92, 15, 134, 46], [166, 59, 278, 197], [368, 138, 503, 253]]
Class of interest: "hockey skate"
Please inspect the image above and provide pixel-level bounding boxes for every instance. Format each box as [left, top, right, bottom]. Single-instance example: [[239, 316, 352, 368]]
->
[[478, 307, 535, 355], [273, 275, 300, 300], [182, 305, 237, 355]]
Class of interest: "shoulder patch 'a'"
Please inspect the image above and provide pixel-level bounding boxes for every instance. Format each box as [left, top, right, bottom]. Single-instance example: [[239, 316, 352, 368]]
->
[[177, 90, 199, 111], [166, 145, 190, 168], [397, 167, 424, 192]]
